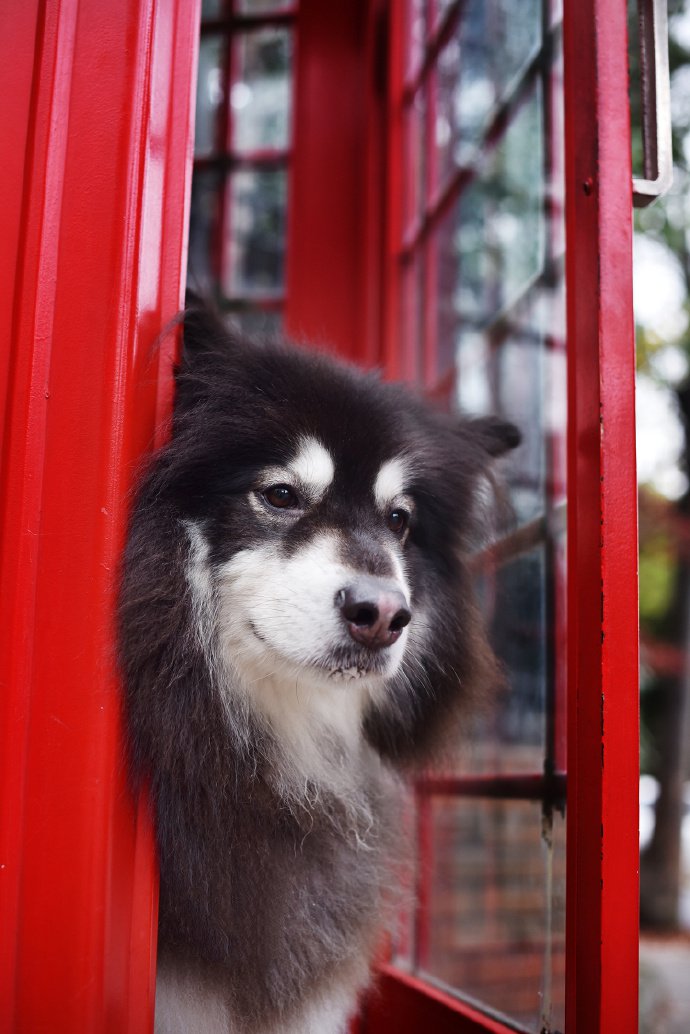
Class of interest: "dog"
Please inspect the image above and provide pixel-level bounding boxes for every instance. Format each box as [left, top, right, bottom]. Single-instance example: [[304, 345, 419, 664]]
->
[[118, 301, 520, 1034]]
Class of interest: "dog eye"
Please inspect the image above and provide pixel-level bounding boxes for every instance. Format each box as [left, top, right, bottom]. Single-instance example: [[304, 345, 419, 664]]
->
[[387, 509, 409, 536], [263, 484, 300, 510]]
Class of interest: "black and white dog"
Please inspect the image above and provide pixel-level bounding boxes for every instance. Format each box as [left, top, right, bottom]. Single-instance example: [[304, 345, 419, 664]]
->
[[118, 302, 519, 1034]]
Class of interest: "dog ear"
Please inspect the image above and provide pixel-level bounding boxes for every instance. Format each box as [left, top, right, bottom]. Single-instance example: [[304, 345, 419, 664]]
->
[[172, 296, 239, 418], [464, 415, 522, 458], [182, 293, 229, 364]]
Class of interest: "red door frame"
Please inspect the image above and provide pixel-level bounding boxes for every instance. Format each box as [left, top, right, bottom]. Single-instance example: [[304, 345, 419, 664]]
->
[[563, 0, 639, 1030], [0, 2, 198, 1030]]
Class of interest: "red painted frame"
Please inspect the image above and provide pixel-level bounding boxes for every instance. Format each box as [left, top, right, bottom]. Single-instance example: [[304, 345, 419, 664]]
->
[[0, 1, 198, 1029], [563, 0, 639, 1030]]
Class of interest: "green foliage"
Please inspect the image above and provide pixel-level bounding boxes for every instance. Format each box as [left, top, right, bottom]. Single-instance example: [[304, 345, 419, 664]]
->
[[639, 530, 676, 626]]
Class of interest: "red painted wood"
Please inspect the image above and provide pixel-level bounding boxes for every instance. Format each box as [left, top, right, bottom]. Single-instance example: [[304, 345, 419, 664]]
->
[[0, 1, 199, 1030], [363, 966, 521, 1034], [285, 0, 382, 364], [563, 0, 639, 1031]]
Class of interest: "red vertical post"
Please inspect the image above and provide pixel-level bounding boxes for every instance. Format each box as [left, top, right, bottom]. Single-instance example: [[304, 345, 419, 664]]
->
[[285, 0, 385, 365], [0, 2, 199, 1031], [563, 0, 639, 1031]]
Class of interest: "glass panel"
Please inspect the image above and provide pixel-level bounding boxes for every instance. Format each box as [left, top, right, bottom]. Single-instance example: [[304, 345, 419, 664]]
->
[[195, 36, 225, 157], [404, 9, 567, 1030], [434, 80, 546, 344], [435, 0, 541, 174], [404, 90, 427, 231], [236, 0, 295, 12], [231, 28, 293, 152], [187, 170, 222, 289], [407, 0, 427, 79], [400, 256, 424, 384], [456, 546, 548, 775], [223, 168, 287, 298], [201, 0, 223, 19], [423, 798, 566, 1032]]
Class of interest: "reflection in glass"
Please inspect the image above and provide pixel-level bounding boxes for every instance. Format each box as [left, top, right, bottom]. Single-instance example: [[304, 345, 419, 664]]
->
[[454, 547, 548, 777], [407, 0, 426, 78], [455, 330, 491, 415], [404, 90, 427, 230], [463, 82, 545, 318], [195, 36, 224, 157], [496, 333, 545, 522], [201, 0, 223, 18], [434, 0, 542, 175], [231, 28, 293, 152], [490, 548, 547, 761], [224, 169, 287, 297], [188, 171, 222, 289], [236, 0, 294, 12], [424, 798, 566, 1031], [406, 7, 568, 1032]]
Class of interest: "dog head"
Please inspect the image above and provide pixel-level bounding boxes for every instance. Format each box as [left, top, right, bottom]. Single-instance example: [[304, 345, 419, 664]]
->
[[130, 303, 519, 764]]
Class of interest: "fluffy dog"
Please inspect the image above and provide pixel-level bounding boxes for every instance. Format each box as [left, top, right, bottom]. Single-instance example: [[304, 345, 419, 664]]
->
[[118, 302, 519, 1033]]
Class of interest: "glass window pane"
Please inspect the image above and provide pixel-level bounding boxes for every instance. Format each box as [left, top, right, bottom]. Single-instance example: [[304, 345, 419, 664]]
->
[[423, 798, 566, 1032], [434, 0, 541, 175], [236, 0, 294, 12], [404, 90, 427, 230], [404, 14, 567, 1030], [201, 0, 223, 19], [195, 36, 225, 157], [187, 170, 223, 289], [231, 28, 293, 152], [435, 80, 546, 340], [400, 256, 424, 384], [223, 168, 287, 298], [406, 0, 427, 79]]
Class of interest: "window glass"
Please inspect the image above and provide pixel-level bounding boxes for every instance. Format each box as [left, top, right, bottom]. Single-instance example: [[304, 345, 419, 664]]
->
[[231, 28, 293, 152], [434, 0, 542, 178], [201, 0, 224, 18], [188, 170, 222, 288], [195, 36, 225, 156], [236, 0, 295, 13], [423, 799, 566, 1032], [189, 6, 295, 322], [224, 168, 287, 298], [397, 3, 567, 1030], [404, 90, 427, 234]]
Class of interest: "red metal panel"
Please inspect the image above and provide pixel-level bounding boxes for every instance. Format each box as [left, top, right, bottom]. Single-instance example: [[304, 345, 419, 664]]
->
[[0, 1, 41, 457], [364, 966, 522, 1034], [0, 1, 199, 1030], [284, 0, 385, 365], [563, 0, 639, 1031]]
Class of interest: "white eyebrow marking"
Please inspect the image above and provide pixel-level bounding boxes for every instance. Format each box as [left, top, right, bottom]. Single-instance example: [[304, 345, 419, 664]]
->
[[290, 436, 335, 497], [374, 457, 407, 507]]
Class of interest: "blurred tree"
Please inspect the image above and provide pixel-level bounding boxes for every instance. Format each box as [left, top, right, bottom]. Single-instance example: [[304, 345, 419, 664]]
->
[[632, 0, 690, 928]]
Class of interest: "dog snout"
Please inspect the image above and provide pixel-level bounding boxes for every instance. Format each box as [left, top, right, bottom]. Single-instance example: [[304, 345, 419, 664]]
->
[[336, 578, 411, 649]]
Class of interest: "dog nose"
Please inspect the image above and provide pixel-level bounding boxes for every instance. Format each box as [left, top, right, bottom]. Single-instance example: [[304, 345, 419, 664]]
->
[[337, 578, 411, 649]]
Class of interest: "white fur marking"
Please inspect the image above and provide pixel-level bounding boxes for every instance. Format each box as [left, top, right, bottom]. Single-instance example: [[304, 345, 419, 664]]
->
[[374, 457, 407, 508], [182, 520, 216, 656], [290, 436, 335, 497], [215, 532, 410, 789]]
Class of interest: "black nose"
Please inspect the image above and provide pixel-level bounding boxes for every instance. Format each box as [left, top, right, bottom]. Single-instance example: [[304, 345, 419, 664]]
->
[[337, 578, 411, 650]]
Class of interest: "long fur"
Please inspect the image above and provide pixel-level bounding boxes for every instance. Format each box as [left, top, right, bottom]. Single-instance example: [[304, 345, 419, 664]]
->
[[118, 302, 519, 1033]]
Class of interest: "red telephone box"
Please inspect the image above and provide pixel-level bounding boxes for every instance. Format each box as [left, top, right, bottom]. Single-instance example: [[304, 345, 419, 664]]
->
[[0, 1, 644, 1032]]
